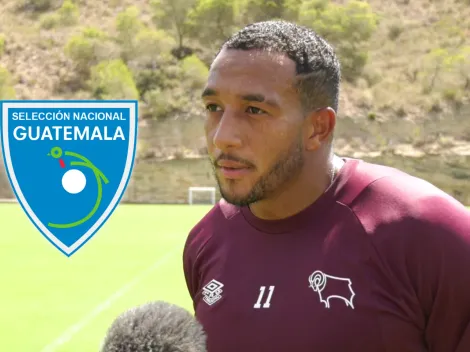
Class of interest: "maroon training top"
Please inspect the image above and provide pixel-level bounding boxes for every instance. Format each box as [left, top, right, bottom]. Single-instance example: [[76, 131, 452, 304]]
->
[[183, 158, 470, 352]]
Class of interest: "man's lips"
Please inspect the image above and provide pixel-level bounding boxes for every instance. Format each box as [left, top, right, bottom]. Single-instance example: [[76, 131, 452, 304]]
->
[[216, 160, 253, 179], [217, 160, 249, 169]]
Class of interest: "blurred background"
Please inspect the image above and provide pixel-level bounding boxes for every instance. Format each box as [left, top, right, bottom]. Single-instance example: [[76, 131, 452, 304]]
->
[[0, 0, 468, 351], [0, 0, 469, 204]]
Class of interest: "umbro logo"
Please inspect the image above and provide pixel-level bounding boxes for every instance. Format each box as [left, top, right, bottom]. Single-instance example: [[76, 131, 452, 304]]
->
[[202, 279, 224, 306]]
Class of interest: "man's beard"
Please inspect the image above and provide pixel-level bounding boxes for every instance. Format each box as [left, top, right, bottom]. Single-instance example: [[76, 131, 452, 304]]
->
[[211, 138, 305, 206]]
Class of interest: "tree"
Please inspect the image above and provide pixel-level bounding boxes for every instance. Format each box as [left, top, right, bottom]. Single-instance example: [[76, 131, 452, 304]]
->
[[241, 0, 302, 23], [129, 29, 177, 97], [423, 16, 470, 93], [424, 46, 470, 93], [130, 29, 176, 68], [188, 0, 239, 47], [298, 0, 378, 81], [115, 6, 144, 62], [150, 0, 199, 58]]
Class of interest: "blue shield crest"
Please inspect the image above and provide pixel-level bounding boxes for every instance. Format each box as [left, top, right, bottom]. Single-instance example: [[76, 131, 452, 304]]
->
[[0, 100, 138, 256]]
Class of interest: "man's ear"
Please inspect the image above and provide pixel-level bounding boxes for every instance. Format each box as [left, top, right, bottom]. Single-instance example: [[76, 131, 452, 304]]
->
[[304, 107, 336, 151]]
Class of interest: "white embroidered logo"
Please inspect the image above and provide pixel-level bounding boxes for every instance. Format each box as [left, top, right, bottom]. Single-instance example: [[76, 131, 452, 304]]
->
[[202, 279, 224, 306], [308, 270, 355, 309]]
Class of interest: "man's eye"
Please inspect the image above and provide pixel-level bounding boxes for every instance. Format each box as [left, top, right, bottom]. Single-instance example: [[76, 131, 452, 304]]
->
[[205, 104, 221, 112], [247, 106, 266, 114]]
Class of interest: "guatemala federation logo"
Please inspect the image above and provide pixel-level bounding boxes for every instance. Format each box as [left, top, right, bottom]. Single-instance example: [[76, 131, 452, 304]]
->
[[0, 100, 138, 256]]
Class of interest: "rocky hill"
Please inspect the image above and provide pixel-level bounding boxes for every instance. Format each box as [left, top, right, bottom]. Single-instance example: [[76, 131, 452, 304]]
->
[[0, 0, 469, 204]]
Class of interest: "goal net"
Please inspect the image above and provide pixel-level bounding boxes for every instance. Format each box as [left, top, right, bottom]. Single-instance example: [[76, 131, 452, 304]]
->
[[188, 187, 216, 205]]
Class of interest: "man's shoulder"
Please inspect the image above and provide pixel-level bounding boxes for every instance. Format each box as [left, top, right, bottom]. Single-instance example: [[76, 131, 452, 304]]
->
[[343, 158, 464, 213], [345, 161, 470, 328], [183, 199, 241, 257], [344, 159, 469, 249]]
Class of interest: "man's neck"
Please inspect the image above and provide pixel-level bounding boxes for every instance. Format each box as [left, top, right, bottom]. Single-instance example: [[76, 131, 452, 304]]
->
[[248, 155, 344, 220]]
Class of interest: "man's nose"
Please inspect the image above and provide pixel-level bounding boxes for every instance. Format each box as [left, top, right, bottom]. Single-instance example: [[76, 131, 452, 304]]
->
[[212, 110, 242, 151]]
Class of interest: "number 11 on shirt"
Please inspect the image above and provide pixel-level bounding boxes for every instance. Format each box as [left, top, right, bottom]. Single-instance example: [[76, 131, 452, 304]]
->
[[254, 285, 275, 309]]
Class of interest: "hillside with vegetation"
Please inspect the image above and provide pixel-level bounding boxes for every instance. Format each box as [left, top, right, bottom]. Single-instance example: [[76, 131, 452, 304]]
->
[[0, 0, 469, 204]]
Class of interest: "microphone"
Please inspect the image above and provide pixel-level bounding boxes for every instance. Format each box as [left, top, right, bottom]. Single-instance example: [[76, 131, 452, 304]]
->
[[100, 301, 207, 352]]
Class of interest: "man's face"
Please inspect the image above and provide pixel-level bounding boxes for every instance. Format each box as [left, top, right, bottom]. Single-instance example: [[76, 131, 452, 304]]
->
[[202, 48, 307, 206]]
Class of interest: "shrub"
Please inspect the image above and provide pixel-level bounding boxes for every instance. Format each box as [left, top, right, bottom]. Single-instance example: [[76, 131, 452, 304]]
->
[[89, 59, 139, 100], [133, 54, 179, 96], [0, 66, 16, 99], [131, 29, 175, 65], [180, 55, 208, 89], [143, 87, 190, 119], [143, 88, 172, 119], [40, 13, 61, 29], [0, 34, 5, 57], [388, 24, 403, 40], [64, 27, 116, 77], [58, 0, 79, 25], [19, 0, 55, 12]]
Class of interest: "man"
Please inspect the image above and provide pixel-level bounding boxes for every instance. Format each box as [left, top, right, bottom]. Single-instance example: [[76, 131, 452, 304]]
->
[[183, 20, 470, 352]]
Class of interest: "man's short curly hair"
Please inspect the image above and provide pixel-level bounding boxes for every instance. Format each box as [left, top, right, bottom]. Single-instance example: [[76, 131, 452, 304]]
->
[[217, 20, 341, 114]]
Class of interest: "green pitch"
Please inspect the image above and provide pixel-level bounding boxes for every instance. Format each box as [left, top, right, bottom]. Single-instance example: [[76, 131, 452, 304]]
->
[[0, 203, 213, 352]]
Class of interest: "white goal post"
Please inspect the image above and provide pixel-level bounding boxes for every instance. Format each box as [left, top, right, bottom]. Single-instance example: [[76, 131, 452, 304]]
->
[[188, 187, 216, 205]]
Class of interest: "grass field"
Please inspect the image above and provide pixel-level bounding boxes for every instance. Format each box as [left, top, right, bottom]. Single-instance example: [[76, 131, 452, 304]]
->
[[2, 202, 469, 352], [0, 203, 213, 352]]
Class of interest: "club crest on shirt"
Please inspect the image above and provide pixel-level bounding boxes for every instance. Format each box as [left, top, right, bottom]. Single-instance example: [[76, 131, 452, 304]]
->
[[202, 279, 224, 306], [308, 270, 355, 309]]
